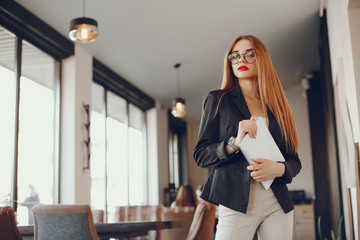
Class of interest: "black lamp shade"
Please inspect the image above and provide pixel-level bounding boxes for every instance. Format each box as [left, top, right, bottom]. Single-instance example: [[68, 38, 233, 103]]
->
[[69, 17, 99, 43]]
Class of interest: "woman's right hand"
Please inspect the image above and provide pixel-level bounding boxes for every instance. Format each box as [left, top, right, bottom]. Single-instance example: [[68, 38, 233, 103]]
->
[[233, 115, 257, 146]]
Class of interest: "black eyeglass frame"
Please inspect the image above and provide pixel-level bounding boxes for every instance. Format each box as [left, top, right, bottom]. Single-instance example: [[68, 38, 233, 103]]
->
[[227, 52, 256, 64]]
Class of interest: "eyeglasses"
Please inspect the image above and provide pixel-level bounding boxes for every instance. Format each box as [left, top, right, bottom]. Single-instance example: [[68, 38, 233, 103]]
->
[[228, 52, 256, 64]]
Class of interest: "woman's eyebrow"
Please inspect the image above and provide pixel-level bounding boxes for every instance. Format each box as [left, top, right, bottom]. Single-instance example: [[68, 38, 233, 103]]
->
[[232, 48, 254, 53]]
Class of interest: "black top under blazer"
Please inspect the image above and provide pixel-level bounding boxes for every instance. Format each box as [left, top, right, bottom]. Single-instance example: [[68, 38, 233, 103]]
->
[[193, 85, 302, 214]]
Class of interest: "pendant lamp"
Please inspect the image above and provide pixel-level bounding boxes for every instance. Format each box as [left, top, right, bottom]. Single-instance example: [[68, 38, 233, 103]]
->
[[69, 0, 99, 43], [171, 63, 186, 118]]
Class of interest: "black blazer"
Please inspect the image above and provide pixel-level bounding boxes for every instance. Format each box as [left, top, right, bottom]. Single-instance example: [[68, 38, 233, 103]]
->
[[193, 86, 302, 214]]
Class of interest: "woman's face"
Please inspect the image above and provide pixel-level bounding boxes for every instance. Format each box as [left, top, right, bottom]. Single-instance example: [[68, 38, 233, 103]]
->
[[230, 39, 257, 81]]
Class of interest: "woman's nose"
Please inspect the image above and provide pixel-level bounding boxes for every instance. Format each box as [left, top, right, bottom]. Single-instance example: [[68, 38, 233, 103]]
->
[[239, 56, 246, 63]]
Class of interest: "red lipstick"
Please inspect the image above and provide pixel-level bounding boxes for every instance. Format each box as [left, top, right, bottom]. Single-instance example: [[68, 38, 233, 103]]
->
[[238, 65, 249, 71]]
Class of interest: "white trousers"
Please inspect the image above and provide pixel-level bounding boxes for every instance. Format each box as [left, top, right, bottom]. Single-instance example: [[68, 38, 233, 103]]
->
[[215, 182, 294, 240]]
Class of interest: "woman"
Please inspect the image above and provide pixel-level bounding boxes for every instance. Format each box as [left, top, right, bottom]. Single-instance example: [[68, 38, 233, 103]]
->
[[193, 35, 301, 240], [170, 184, 197, 208]]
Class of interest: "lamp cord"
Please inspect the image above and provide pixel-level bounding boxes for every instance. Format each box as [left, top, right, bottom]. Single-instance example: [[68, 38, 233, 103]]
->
[[83, 0, 85, 17], [174, 63, 181, 97], [177, 68, 180, 97]]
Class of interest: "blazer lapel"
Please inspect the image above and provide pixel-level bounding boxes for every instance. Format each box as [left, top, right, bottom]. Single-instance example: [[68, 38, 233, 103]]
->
[[229, 85, 252, 119]]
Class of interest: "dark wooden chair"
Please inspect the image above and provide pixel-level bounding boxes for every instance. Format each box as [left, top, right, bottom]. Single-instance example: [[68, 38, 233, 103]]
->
[[115, 205, 164, 240], [161, 206, 195, 240], [186, 202, 216, 240], [91, 208, 104, 223], [0, 206, 23, 240]]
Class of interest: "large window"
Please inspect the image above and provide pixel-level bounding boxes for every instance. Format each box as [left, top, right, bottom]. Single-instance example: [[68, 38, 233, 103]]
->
[[0, 27, 16, 208], [0, 26, 60, 225], [169, 132, 180, 188], [166, 114, 188, 206], [90, 82, 147, 222]]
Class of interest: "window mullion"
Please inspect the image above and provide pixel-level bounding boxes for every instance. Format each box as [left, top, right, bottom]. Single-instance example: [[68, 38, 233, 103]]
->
[[12, 36, 22, 212], [169, 133, 174, 185], [126, 102, 130, 205], [104, 89, 109, 221], [54, 61, 61, 204], [142, 112, 147, 205]]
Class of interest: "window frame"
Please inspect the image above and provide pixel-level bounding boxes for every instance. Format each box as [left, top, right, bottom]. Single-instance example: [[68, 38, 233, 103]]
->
[[0, 25, 62, 216], [167, 111, 188, 205], [0, 1, 74, 60], [1, 1, 74, 211], [90, 83, 149, 222]]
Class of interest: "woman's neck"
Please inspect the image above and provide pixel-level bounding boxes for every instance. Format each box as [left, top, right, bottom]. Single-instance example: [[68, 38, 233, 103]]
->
[[238, 79, 259, 99]]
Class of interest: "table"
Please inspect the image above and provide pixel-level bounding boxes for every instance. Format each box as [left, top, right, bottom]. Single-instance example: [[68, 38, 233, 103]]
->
[[18, 220, 182, 239]]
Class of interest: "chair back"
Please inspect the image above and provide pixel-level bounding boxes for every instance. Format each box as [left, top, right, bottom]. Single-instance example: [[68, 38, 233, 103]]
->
[[0, 206, 23, 240], [32, 204, 99, 240], [115, 205, 163, 222], [115, 205, 163, 240], [91, 209, 104, 223], [186, 202, 216, 240], [161, 206, 195, 240]]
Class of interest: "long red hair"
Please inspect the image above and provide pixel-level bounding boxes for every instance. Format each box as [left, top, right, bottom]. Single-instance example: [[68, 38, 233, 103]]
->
[[216, 35, 298, 153]]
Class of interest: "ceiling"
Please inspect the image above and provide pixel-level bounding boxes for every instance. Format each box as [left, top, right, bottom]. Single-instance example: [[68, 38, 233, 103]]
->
[[15, 0, 321, 122]]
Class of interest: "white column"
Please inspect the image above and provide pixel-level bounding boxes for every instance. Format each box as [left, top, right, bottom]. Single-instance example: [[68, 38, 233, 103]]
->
[[60, 45, 92, 204], [146, 101, 169, 205]]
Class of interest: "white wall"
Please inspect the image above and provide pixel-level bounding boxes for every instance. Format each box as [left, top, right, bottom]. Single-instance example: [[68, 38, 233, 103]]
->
[[146, 101, 169, 205], [60, 55, 76, 203], [325, 0, 360, 239], [285, 84, 315, 198], [60, 45, 92, 204], [326, 0, 360, 142], [348, 6, 360, 140], [146, 106, 159, 204]]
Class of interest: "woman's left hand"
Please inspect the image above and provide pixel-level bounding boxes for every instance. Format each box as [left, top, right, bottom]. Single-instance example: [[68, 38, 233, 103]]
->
[[247, 159, 285, 182]]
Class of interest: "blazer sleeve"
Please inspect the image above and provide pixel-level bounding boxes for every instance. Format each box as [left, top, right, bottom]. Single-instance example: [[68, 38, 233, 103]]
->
[[275, 151, 302, 184], [193, 92, 234, 168]]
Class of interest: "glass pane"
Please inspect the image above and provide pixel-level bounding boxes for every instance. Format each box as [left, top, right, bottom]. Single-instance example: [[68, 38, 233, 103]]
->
[[17, 40, 58, 225], [90, 83, 106, 212], [107, 91, 127, 123], [0, 26, 15, 207], [129, 104, 146, 205], [173, 134, 180, 188], [129, 104, 143, 130], [168, 132, 174, 185], [106, 91, 128, 222], [128, 127, 146, 205]]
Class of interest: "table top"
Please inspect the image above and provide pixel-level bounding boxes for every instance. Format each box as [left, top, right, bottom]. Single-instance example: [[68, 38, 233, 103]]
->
[[18, 220, 182, 239]]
